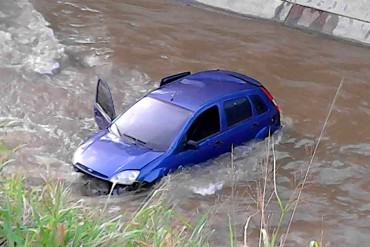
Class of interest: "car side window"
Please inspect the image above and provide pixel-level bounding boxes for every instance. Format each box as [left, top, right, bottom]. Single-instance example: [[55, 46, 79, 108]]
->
[[187, 106, 220, 142], [224, 97, 252, 127], [96, 80, 115, 119], [250, 95, 268, 115]]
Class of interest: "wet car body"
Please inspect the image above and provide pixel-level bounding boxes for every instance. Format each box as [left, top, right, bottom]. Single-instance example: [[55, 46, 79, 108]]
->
[[73, 70, 281, 186]]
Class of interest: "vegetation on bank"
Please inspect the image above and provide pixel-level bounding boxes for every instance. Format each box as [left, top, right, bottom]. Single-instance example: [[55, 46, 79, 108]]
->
[[0, 138, 209, 246], [0, 175, 209, 247], [0, 140, 322, 247]]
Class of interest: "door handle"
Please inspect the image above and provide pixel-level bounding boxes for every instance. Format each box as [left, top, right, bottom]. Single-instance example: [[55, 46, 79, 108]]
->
[[252, 122, 259, 128], [215, 140, 224, 145]]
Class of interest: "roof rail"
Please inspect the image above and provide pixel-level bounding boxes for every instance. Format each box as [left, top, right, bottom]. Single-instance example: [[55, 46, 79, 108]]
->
[[160, 71, 191, 87]]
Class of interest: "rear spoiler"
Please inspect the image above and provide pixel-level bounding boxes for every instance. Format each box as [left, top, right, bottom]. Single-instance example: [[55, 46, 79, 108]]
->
[[227, 71, 279, 111], [227, 72, 262, 87], [160, 71, 191, 87]]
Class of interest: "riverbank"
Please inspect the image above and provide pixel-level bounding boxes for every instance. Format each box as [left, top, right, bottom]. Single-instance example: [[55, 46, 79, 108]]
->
[[193, 0, 370, 47], [0, 175, 209, 246]]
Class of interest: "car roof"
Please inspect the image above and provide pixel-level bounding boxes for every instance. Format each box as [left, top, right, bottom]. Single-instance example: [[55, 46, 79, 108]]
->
[[148, 70, 261, 111]]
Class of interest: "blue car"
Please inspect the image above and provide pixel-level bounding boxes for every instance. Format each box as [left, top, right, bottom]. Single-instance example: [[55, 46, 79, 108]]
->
[[73, 70, 281, 187]]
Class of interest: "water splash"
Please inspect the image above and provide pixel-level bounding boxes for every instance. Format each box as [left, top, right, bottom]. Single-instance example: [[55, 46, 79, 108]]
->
[[190, 182, 224, 196], [0, 0, 65, 74]]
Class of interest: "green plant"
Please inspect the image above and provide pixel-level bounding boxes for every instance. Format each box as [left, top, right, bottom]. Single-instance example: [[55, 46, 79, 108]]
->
[[0, 176, 209, 247]]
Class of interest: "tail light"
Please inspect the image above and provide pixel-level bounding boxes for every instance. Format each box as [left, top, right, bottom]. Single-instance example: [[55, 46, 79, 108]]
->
[[261, 86, 280, 112]]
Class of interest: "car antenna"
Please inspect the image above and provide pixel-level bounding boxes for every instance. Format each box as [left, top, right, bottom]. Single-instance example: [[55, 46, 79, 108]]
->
[[170, 91, 176, 101]]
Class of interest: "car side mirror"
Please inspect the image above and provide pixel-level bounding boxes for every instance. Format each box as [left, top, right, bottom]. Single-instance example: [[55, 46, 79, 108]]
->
[[185, 140, 198, 150]]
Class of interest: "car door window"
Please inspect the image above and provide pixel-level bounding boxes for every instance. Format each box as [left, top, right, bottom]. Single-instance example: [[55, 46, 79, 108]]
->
[[96, 79, 115, 120], [224, 97, 252, 127], [187, 106, 220, 142], [250, 95, 268, 115]]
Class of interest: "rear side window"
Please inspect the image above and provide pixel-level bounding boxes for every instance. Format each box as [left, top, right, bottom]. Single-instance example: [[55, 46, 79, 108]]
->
[[250, 95, 268, 115], [187, 106, 220, 142], [224, 97, 252, 127]]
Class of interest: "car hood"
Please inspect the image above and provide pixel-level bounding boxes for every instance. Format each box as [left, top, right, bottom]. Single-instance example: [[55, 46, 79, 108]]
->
[[76, 131, 164, 178]]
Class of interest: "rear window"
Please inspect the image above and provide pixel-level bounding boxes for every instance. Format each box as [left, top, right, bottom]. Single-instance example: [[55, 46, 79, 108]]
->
[[250, 95, 268, 115], [224, 97, 252, 127]]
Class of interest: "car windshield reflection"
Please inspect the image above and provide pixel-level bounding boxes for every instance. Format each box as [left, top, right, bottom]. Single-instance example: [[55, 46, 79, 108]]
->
[[111, 97, 192, 151]]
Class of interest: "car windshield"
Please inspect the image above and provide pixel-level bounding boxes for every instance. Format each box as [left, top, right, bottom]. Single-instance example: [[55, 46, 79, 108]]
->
[[110, 97, 192, 151]]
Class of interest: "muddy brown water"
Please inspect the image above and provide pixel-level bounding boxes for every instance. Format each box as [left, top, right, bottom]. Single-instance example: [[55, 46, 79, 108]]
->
[[1, 0, 370, 245]]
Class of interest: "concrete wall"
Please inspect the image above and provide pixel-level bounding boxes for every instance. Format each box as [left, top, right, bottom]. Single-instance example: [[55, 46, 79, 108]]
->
[[196, 0, 292, 21], [195, 0, 370, 46], [289, 0, 370, 22]]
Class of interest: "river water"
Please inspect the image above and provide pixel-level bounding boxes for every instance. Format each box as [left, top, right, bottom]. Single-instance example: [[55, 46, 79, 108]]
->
[[1, 0, 370, 246]]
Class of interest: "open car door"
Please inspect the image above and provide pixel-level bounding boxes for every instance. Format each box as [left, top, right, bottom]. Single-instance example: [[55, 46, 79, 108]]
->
[[94, 79, 116, 130]]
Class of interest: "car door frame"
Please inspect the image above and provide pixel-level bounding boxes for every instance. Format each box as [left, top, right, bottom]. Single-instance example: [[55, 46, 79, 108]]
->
[[248, 90, 275, 139], [94, 78, 116, 130], [169, 102, 226, 167]]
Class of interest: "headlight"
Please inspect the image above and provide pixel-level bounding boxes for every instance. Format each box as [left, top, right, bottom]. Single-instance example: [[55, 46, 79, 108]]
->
[[110, 170, 140, 185]]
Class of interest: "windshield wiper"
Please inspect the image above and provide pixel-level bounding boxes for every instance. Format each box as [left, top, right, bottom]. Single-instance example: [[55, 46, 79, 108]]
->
[[122, 133, 147, 146]]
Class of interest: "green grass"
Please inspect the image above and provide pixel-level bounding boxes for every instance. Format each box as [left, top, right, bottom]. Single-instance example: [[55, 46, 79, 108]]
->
[[0, 142, 12, 172], [0, 149, 322, 247], [0, 142, 10, 155], [0, 176, 209, 247]]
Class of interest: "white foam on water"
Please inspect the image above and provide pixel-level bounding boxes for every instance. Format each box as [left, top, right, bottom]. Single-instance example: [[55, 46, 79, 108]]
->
[[190, 182, 224, 196], [60, 1, 100, 13], [340, 143, 370, 156], [0, 0, 65, 74], [164, 129, 287, 203]]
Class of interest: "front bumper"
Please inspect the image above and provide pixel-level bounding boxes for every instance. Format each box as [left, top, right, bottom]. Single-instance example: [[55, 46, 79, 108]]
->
[[73, 163, 110, 182]]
